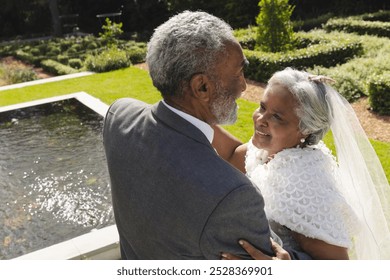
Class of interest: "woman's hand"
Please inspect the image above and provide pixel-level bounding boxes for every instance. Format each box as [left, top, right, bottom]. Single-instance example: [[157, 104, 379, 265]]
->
[[221, 239, 291, 260]]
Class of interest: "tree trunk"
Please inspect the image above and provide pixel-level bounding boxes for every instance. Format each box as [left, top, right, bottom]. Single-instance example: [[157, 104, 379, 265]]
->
[[48, 0, 62, 37]]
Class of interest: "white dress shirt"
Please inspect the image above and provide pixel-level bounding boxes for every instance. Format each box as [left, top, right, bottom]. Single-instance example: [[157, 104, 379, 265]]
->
[[162, 100, 214, 143]]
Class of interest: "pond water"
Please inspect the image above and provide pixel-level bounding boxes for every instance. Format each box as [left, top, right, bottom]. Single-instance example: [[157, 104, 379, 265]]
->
[[0, 98, 114, 259]]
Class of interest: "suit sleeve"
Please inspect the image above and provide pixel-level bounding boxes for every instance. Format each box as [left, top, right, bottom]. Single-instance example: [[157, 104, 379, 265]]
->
[[199, 184, 274, 259], [199, 184, 312, 260]]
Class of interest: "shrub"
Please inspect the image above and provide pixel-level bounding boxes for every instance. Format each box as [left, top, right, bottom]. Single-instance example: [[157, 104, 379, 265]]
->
[[99, 18, 124, 47], [360, 10, 390, 22], [243, 30, 363, 82], [84, 47, 131, 73], [324, 18, 390, 38], [68, 58, 83, 69], [0, 44, 14, 56], [309, 34, 390, 102], [40, 59, 78, 75], [14, 49, 40, 65], [59, 40, 73, 51], [293, 13, 335, 32], [57, 54, 69, 64], [123, 43, 147, 64], [368, 73, 390, 115], [0, 35, 147, 76], [30, 47, 41, 56], [256, 0, 295, 52], [67, 44, 82, 55], [0, 64, 38, 84], [234, 27, 257, 50]]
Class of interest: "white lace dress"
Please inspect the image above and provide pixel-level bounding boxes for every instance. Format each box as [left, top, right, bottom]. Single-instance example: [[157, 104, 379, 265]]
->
[[245, 140, 359, 250]]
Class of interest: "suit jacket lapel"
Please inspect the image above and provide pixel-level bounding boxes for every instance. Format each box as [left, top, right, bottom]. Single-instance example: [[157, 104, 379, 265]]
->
[[151, 101, 214, 149]]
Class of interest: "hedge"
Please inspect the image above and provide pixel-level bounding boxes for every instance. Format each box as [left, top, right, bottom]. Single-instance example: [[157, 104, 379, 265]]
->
[[238, 31, 363, 82], [360, 10, 390, 22], [84, 47, 131, 73], [0, 36, 147, 73], [324, 18, 390, 38], [40, 59, 78, 75], [368, 73, 390, 115]]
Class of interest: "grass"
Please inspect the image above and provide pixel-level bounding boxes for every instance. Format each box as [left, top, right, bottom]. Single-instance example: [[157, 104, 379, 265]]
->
[[1, 66, 389, 183]]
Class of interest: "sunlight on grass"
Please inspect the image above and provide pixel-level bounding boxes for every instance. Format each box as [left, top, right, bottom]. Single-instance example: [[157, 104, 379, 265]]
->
[[1, 66, 389, 183], [0, 67, 161, 106]]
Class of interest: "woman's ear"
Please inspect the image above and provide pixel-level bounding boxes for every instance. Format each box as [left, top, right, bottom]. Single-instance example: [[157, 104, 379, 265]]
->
[[190, 73, 211, 101]]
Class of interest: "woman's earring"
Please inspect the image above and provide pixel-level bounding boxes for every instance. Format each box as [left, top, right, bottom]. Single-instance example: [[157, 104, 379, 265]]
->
[[300, 138, 305, 143]]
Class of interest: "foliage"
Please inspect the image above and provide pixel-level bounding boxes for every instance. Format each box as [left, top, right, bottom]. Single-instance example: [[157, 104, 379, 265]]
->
[[360, 10, 390, 22], [40, 59, 78, 75], [68, 58, 83, 69], [368, 72, 390, 115], [292, 13, 334, 31], [84, 47, 131, 73], [309, 33, 390, 103], [242, 30, 363, 82], [256, 0, 295, 52], [166, 0, 260, 28], [0, 63, 38, 84], [14, 49, 42, 65], [98, 18, 124, 47], [122, 42, 147, 64], [1, 0, 389, 40], [0, 35, 147, 73], [324, 17, 390, 38]]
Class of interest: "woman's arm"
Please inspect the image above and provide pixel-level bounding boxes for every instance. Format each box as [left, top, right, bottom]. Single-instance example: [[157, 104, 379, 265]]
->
[[212, 125, 247, 173], [292, 231, 349, 260]]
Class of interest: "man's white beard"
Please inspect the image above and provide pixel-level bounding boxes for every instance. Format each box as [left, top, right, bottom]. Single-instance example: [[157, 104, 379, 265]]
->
[[210, 84, 238, 125]]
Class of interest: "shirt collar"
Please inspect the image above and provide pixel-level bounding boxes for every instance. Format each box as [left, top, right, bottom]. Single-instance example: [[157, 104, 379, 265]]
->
[[162, 100, 214, 143]]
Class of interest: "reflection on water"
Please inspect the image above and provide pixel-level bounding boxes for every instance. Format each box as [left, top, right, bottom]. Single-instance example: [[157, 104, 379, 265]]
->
[[0, 99, 114, 259]]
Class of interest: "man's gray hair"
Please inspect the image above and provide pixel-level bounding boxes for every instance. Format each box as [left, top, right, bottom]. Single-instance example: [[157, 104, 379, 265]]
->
[[146, 10, 237, 97], [267, 67, 332, 145]]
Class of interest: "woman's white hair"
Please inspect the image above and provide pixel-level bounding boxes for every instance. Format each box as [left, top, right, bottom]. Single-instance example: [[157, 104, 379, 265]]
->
[[267, 67, 332, 145], [146, 10, 237, 97]]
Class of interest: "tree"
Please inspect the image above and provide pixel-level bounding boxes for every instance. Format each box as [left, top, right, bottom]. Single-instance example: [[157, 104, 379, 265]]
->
[[48, 0, 61, 36], [99, 17, 123, 47], [256, 0, 295, 52]]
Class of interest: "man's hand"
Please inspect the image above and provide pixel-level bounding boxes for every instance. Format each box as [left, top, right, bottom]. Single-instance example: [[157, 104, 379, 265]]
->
[[221, 239, 291, 260]]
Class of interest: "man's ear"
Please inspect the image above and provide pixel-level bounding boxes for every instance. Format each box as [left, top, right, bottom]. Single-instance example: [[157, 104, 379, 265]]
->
[[190, 73, 211, 101]]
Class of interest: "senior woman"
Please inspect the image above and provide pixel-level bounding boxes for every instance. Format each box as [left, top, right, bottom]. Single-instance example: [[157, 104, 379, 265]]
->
[[213, 67, 390, 260]]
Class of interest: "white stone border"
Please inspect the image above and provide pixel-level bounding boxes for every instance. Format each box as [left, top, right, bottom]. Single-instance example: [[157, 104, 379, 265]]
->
[[0, 72, 94, 92], [2, 92, 120, 260], [15, 225, 120, 260], [0, 91, 108, 117]]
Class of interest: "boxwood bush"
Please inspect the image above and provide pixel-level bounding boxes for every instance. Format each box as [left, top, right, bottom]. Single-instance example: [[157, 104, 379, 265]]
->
[[368, 73, 390, 115], [360, 10, 390, 22], [0, 35, 146, 74], [122, 42, 147, 64], [239, 30, 363, 82], [0, 63, 38, 84], [309, 34, 390, 104], [40, 59, 78, 75], [84, 47, 131, 73], [324, 18, 390, 38]]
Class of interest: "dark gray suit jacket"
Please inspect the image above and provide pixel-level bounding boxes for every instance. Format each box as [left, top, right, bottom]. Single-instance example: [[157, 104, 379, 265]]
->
[[103, 98, 310, 260]]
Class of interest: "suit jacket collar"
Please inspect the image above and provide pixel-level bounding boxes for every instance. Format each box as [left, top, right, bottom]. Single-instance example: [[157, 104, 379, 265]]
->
[[151, 101, 214, 149]]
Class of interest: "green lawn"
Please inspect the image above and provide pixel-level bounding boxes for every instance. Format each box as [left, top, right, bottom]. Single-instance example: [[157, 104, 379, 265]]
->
[[1, 66, 389, 183]]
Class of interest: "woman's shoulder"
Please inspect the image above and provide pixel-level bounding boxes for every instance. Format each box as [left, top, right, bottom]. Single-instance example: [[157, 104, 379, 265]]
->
[[269, 141, 336, 171]]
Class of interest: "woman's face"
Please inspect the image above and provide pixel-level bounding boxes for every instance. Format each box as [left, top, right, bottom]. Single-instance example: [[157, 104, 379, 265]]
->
[[252, 84, 304, 156]]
